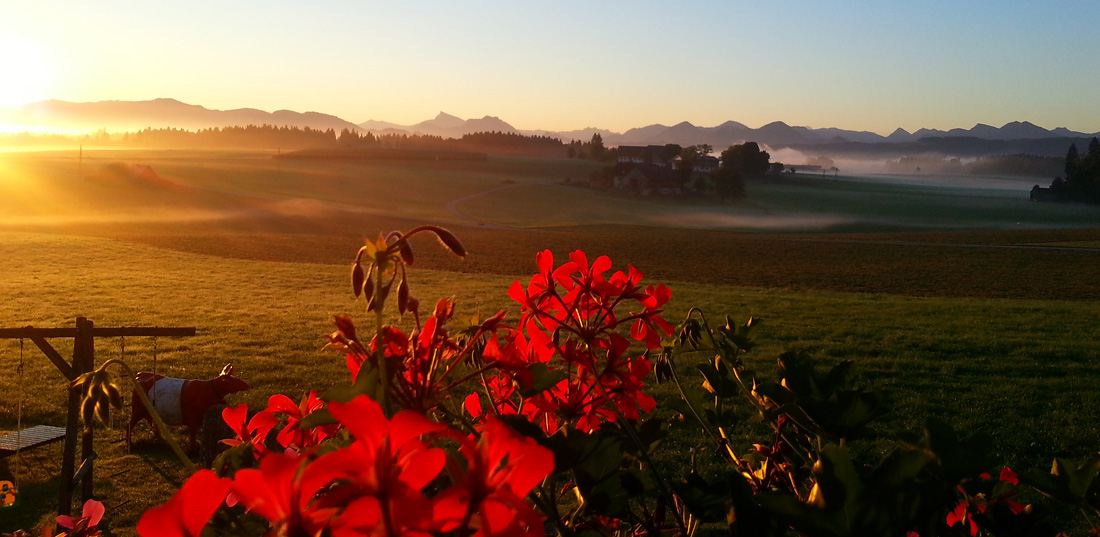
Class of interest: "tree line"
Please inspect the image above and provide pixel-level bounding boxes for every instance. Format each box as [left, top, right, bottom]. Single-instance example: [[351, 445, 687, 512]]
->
[[1047, 138, 1100, 203], [0, 125, 566, 157]]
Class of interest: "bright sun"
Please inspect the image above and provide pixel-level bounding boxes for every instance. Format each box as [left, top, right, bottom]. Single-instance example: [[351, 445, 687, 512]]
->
[[0, 36, 54, 107]]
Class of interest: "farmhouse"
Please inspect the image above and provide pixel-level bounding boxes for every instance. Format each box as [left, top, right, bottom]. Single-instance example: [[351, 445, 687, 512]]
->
[[617, 145, 675, 167], [692, 155, 719, 173], [1030, 185, 1060, 202]]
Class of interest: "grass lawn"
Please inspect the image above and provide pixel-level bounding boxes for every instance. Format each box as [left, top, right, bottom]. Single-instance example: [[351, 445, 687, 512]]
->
[[1, 150, 1099, 534], [1, 230, 1098, 534]]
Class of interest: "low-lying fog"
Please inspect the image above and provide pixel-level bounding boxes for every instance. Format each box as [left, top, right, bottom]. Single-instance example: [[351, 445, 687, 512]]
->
[[766, 148, 1049, 192]]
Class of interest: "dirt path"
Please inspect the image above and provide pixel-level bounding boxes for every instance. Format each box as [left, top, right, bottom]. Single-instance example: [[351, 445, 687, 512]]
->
[[778, 237, 1100, 252], [443, 184, 521, 229]]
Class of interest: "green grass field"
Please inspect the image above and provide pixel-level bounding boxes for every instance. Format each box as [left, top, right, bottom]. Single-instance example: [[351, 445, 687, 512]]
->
[[1, 150, 1099, 534]]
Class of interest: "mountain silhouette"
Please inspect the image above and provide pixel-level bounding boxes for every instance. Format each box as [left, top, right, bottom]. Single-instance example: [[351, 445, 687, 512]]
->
[[3, 99, 1098, 154], [0, 98, 362, 133]]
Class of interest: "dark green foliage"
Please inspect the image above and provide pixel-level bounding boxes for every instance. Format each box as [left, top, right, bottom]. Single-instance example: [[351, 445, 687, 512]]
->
[[708, 141, 771, 202], [720, 142, 771, 178], [1023, 456, 1100, 512], [660, 310, 1085, 536], [1049, 139, 1100, 203], [1065, 143, 1080, 177]]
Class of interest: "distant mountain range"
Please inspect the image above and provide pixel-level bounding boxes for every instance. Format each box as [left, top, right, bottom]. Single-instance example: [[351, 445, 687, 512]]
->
[[0, 98, 363, 133], [2, 99, 1098, 156]]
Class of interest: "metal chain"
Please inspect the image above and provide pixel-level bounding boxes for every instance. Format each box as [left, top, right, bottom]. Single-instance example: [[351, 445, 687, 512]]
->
[[14, 338, 24, 487], [151, 333, 158, 406]]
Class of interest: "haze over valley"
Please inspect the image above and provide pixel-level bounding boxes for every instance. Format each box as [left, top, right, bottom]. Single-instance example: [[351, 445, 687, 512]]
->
[[3, 97, 1098, 157]]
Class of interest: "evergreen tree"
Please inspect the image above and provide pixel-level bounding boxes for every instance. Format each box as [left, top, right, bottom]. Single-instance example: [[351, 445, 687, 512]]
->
[[1065, 143, 1079, 177], [589, 133, 605, 161]]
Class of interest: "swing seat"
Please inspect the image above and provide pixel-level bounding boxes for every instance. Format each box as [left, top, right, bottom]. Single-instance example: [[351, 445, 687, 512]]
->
[[0, 425, 67, 458]]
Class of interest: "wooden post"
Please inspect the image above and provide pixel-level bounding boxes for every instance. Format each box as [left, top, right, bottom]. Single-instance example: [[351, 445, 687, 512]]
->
[[58, 318, 85, 516], [78, 317, 95, 502]]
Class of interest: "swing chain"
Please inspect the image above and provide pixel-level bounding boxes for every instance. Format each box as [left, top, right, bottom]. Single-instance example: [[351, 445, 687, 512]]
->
[[12, 338, 25, 489], [16, 338, 24, 441], [150, 333, 158, 406]]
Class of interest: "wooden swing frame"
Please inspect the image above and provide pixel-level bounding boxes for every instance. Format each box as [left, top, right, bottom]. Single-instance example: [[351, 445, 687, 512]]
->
[[0, 317, 194, 516]]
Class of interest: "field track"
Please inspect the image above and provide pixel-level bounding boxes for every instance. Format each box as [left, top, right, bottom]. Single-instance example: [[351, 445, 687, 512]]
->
[[443, 184, 519, 229], [6, 212, 1099, 301]]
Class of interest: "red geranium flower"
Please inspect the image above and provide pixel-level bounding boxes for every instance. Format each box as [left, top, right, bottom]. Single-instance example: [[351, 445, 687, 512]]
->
[[434, 416, 553, 537], [266, 391, 336, 451], [316, 396, 448, 537], [232, 452, 342, 537], [57, 499, 105, 537], [138, 470, 231, 537], [220, 403, 277, 455]]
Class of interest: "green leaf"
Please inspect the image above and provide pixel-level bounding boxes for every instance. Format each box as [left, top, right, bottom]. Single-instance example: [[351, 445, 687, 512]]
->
[[575, 429, 624, 480], [298, 408, 337, 430], [697, 362, 739, 397], [776, 351, 817, 398], [519, 362, 567, 398], [1023, 456, 1100, 506], [673, 473, 731, 523], [210, 441, 257, 477], [322, 360, 382, 404], [918, 417, 995, 483]]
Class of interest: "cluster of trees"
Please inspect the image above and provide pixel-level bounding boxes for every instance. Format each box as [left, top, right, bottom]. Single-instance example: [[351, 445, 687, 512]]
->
[[457, 131, 563, 155], [712, 141, 772, 202], [590, 141, 771, 202], [126, 125, 339, 149], [0, 128, 122, 149], [0, 125, 568, 157], [565, 133, 609, 160], [1049, 138, 1100, 203], [333, 129, 564, 157]]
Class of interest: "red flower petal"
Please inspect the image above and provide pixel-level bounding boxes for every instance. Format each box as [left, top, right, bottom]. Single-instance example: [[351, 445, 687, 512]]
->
[[536, 250, 553, 277], [138, 470, 230, 537], [591, 255, 612, 279], [569, 251, 589, 275], [508, 280, 527, 305], [82, 499, 105, 527], [221, 404, 248, 441], [1000, 466, 1019, 485], [328, 396, 388, 448], [232, 454, 301, 524], [390, 409, 446, 449], [464, 392, 482, 418], [266, 394, 299, 415], [398, 446, 446, 490]]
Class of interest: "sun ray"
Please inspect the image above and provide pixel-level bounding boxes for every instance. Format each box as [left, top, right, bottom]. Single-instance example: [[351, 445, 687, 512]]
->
[[0, 35, 54, 108]]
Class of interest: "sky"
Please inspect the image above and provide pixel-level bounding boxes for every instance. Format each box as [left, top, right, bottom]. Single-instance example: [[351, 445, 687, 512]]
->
[[1, 1, 1099, 135]]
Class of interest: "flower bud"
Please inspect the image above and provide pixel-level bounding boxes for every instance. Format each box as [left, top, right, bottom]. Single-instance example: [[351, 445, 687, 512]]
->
[[351, 262, 365, 298]]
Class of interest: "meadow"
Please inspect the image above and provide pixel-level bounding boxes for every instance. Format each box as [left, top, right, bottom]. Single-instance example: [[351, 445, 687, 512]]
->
[[1, 150, 1099, 533]]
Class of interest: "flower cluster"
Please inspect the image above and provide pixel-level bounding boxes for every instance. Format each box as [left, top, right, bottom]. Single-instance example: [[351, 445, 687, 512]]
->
[[335, 298, 507, 415], [946, 467, 1027, 536], [467, 250, 673, 434], [139, 395, 554, 537], [138, 245, 671, 537]]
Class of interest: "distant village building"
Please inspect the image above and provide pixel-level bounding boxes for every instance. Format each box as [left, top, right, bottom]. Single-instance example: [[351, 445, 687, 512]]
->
[[616, 145, 675, 167], [693, 155, 719, 173], [1030, 185, 1059, 202]]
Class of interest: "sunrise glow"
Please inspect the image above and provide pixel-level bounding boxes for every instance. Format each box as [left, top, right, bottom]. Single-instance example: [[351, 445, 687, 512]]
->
[[0, 35, 53, 108]]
